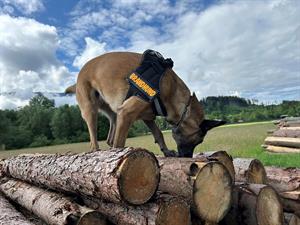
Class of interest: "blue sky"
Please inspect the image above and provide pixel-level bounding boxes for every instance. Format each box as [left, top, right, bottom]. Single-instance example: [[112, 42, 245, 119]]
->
[[0, 0, 299, 109]]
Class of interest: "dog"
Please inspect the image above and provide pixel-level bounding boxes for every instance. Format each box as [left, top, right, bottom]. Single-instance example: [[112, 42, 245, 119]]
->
[[65, 51, 225, 157]]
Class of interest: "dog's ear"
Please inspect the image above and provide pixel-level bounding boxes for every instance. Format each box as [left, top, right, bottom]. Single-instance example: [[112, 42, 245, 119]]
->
[[200, 119, 226, 133]]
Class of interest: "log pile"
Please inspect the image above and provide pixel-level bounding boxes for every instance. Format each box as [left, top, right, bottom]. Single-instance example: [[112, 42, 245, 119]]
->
[[263, 117, 300, 153], [0, 147, 299, 225]]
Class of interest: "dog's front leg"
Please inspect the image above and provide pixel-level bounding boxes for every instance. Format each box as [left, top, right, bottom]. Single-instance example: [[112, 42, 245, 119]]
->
[[144, 120, 177, 157], [113, 97, 149, 148]]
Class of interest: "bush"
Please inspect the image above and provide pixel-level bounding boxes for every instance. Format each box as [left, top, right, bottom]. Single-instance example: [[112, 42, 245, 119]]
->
[[29, 135, 51, 148]]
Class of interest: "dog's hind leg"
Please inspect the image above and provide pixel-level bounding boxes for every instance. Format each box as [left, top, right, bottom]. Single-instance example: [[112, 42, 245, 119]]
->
[[143, 120, 177, 157], [76, 84, 99, 151], [99, 101, 116, 147]]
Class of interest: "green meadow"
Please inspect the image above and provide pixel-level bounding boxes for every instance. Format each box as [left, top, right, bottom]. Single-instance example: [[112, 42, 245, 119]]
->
[[1, 121, 299, 168]]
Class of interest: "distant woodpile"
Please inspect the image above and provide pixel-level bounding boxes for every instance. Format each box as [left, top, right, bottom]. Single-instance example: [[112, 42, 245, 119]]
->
[[262, 117, 300, 153], [0, 148, 299, 225]]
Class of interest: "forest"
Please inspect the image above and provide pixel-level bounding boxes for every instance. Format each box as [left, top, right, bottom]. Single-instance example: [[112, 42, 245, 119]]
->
[[0, 94, 299, 150]]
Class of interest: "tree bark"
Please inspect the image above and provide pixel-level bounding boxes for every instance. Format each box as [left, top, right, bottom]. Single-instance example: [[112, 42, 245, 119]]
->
[[221, 183, 284, 225], [272, 129, 300, 138], [264, 137, 300, 148], [0, 177, 107, 225], [158, 156, 232, 224], [0, 193, 35, 225], [82, 194, 191, 225], [158, 156, 208, 202], [265, 166, 300, 192], [1, 147, 160, 205], [233, 158, 267, 184], [263, 145, 300, 153]]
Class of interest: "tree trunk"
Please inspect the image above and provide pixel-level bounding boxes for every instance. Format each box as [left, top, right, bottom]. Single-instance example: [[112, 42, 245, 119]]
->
[[265, 166, 300, 192], [1, 148, 160, 205], [263, 145, 300, 153], [0, 193, 34, 225], [221, 183, 284, 225], [233, 158, 267, 184], [82, 194, 191, 225], [0, 177, 107, 225], [284, 213, 300, 225], [272, 129, 300, 138], [159, 156, 232, 224], [264, 137, 300, 148]]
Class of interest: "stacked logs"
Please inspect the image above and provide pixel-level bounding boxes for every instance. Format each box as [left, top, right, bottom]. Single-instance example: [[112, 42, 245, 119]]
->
[[263, 117, 300, 153], [0, 148, 299, 225]]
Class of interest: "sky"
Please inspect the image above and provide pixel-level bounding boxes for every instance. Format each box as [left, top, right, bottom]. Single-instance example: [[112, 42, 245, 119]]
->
[[0, 0, 299, 109]]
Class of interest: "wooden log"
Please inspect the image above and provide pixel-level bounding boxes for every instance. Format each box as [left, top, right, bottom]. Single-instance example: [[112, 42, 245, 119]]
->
[[285, 213, 300, 225], [158, 157, 208, 202], [280, 127, 300, 131], [282, 198, 300, 218], [221, 183, 284, 225], [264, 145, 300, 153], [158, 157, 232, 224], [281, 191, 300, 201], [17, 206, 50, 225], [272, 129, 300, 138], [82, 194, 191, 225], [233, 158, 267, 184], [198, 151, 235, 183], [281, 117, 300, 122], [280, 121, 300, 127], [265, 166, 300, 192], [0, 177, 107, 225], [0, 193, 34, 225], [1, 148, 160, 205], [264, 137, 300, 148]]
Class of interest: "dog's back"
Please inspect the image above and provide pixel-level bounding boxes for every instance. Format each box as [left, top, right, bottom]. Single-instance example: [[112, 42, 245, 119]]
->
[[76, 52, 142, 112]]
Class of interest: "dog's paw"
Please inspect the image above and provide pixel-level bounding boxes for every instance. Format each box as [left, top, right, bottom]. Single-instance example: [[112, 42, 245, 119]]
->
[[163, 149, 178, 157]]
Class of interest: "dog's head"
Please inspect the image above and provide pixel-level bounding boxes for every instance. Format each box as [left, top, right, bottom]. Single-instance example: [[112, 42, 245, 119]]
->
[[172, 93, 226, 157]]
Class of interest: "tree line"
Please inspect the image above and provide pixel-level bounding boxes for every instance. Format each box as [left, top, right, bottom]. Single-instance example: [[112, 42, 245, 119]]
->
[[0, 94, 299, 150]]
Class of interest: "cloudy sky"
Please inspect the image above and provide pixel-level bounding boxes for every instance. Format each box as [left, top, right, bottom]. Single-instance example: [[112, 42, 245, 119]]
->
[[0, 0, 299, 109]]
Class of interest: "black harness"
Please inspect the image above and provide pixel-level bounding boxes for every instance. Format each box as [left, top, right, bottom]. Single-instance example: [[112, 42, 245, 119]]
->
[[125, 50, 173, 116]]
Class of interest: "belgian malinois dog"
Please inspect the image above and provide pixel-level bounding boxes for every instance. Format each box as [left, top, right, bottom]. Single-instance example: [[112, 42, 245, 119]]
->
[[66, 51, 225, 157]]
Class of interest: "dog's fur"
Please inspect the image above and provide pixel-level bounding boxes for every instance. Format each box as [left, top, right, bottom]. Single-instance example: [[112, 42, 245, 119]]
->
[[66, 52, 224, 157]]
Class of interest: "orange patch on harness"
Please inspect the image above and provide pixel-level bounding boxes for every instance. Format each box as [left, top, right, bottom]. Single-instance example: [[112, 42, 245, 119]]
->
[[129, 73, 157, 97]]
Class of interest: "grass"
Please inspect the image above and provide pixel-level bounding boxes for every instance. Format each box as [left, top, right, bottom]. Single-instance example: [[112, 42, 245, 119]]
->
[[0, 121, 299, 167]]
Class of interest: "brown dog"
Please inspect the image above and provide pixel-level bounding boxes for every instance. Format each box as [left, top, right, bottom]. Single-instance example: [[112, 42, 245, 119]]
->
[[66, 51, 225, 157]]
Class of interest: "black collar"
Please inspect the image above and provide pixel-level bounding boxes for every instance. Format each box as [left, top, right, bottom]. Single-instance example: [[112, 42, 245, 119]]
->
[[173, 95, 193, 132]]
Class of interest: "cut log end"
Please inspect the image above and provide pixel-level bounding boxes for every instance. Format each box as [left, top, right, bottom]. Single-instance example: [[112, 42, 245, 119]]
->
[[156, 198, 191, 225], [118, 149, 160, 205], [208, 151, 235, 183], [193, 162, 232, 223], [76, 211, 107, 225], [256, 186, 284, 225], [248, 159, 267, 184]]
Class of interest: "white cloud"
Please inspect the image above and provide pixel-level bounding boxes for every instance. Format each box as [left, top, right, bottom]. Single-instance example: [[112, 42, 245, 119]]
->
[[125, 0, 300, 102], [66, 0, 299, 102], [1, 0, 44, 15], [0, 14, 74, 109], [73, 37, 106, 69]]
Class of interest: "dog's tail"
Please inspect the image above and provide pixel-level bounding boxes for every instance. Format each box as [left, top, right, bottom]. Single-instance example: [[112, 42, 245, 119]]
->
[[65, 84, 76, 94]]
